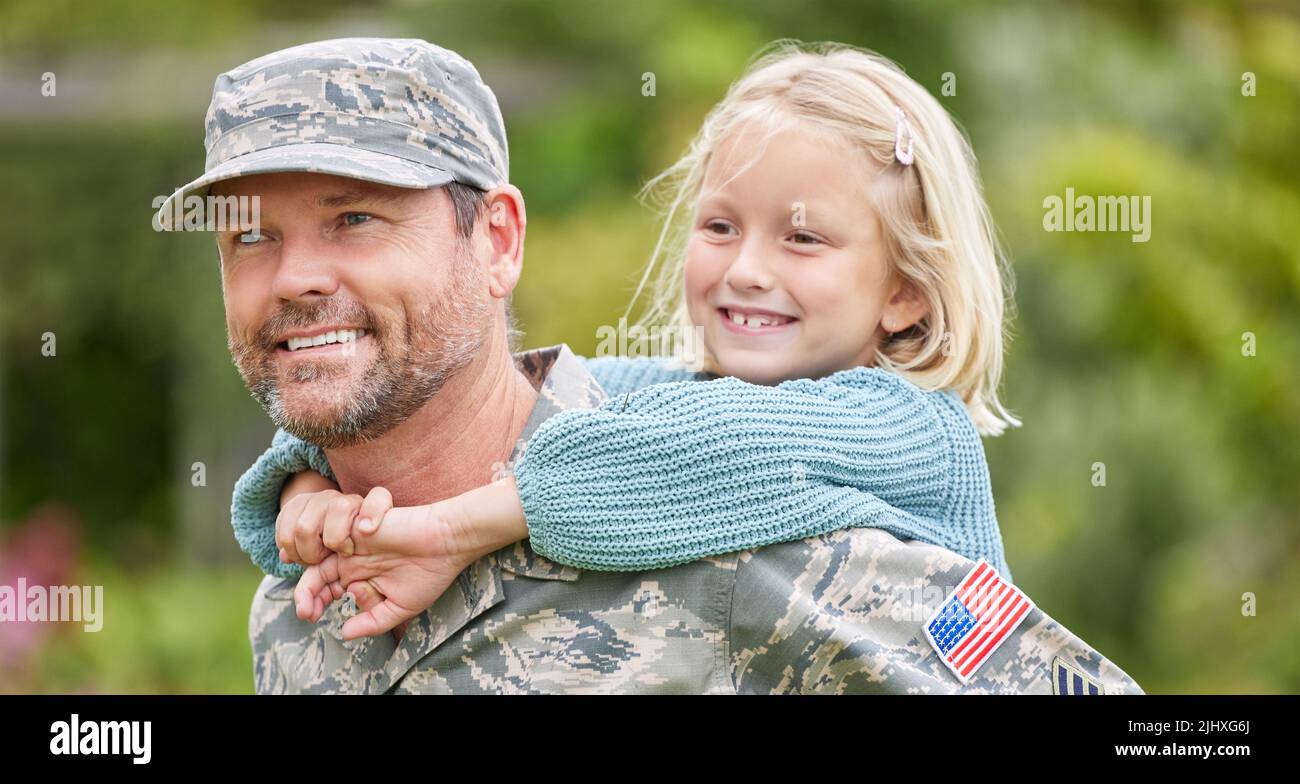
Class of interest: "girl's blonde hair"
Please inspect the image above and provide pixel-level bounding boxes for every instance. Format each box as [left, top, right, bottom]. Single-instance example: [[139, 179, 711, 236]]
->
[[628, 40, 1021, 436]]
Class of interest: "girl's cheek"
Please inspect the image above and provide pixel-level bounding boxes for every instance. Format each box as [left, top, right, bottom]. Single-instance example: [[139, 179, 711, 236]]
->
[[684, 241, 723, 302], [792, 272, 863, 341]]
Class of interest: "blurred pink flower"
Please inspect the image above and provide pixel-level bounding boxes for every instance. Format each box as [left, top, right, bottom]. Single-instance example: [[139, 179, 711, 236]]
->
[[0, 504, 84, 677]]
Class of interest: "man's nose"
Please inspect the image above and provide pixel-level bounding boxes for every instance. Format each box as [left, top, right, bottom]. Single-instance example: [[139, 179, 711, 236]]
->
[[269, 234, 341, 301], [723, 238, 777, 292]]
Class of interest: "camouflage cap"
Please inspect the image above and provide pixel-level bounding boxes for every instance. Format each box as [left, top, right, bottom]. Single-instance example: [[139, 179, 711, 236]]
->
[[156, 37, 508, 229]]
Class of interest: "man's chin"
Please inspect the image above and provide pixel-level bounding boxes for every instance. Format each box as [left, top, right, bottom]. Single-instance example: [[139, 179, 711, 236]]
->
[[274, 377, 353, 406], [256, 385, 378, 448], [272, 413, 386, 450]]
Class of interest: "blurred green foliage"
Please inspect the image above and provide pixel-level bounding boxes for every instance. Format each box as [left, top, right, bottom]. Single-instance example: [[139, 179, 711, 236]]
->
[[1, 0, 1296, 693], [3, 563, 259, 694]]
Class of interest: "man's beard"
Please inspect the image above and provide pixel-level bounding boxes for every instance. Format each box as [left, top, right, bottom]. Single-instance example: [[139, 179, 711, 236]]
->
[[228, 252, 492, 449]]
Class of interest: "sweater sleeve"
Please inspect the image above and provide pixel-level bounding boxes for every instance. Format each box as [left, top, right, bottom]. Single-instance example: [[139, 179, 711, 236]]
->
[[230, 428, 334, 579], [579, 355, 706, 396], [514, 367, 1011, 579]]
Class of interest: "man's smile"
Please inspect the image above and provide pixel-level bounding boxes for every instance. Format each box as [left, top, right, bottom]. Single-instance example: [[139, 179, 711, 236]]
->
[[274, 326, 372, 356]]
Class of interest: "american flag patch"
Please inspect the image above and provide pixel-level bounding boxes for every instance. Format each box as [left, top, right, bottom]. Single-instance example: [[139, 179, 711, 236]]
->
[[923, 560, 1035, 684]]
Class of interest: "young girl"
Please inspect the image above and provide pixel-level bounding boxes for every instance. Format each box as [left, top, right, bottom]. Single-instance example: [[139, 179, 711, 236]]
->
[[232, 41, 1021, 633]]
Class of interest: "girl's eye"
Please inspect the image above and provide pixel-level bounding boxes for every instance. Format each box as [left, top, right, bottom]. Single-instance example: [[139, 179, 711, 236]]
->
[[704, 220, 737, 236], [344, 213, 372, 226], [790, 231, 823, 245]]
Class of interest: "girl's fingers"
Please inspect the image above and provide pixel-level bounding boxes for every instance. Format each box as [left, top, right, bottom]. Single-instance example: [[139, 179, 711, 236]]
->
[[275, 493, 311, 563], [293, 561, 330, 621], [305, 581, 344, 623], [346, 579, 384, 615], [341, 597, 409, 640], [294, 492, 336, 564], [355, 486, 393, 537], [321, 493, 360, 556]]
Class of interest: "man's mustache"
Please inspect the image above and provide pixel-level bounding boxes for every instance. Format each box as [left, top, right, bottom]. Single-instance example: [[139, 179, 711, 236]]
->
[[250, 300, 378, 351]]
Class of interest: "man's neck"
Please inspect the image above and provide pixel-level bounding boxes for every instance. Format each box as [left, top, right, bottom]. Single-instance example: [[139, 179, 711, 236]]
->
[[323, 328, 538, 506]]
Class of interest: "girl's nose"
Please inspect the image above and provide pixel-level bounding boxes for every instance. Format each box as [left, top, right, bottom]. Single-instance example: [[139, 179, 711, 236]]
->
[[723, 242, 777, 292]]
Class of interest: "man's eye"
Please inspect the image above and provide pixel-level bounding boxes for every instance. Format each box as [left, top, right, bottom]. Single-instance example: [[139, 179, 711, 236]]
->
[[238, 232, 264, 245], [344, 213, 372, 226]]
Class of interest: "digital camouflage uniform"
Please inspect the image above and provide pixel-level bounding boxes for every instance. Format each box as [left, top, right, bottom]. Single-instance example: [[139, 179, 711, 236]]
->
[[248, 345, 1143, 695]]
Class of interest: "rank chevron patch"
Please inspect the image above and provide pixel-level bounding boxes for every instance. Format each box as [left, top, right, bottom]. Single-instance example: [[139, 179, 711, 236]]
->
[[1053, 656, 1105, 695]]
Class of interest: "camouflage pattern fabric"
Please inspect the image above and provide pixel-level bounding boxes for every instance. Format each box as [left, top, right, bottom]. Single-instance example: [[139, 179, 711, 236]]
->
[[156, 37, 508, 229], [248, 344, 1144, 694]]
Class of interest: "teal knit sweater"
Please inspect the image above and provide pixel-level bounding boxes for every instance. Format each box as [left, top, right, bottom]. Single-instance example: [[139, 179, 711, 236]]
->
[[230, 356, 1011, 582]]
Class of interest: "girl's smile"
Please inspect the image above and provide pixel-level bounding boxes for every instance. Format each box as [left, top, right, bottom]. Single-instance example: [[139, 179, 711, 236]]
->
[[685, 123, 927, 386], [716, 305, 800, 337]]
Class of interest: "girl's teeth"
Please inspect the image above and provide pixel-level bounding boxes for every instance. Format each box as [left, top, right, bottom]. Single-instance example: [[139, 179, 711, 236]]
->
[[726, 309, 786, 328]]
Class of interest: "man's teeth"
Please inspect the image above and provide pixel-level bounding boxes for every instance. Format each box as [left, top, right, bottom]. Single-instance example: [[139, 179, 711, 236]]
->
[[286, 329, 367, 352], [726, 309, 790, 328]]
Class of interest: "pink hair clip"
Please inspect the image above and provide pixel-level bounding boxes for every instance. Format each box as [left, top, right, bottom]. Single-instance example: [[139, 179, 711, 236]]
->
[[894, 105, 915, 165]]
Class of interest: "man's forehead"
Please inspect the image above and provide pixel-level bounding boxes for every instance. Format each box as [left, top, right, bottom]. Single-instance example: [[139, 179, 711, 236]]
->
[[209, 171, 437, 206]]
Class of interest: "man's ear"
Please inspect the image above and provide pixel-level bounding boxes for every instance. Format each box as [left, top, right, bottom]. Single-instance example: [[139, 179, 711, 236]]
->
[[482, 184, 526, 300], [880, 277, 930, 334]]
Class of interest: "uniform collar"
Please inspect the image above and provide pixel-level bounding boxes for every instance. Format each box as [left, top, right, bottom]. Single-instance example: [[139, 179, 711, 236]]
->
[[493, 343, 604, 581], [306, 343, 605, 689]]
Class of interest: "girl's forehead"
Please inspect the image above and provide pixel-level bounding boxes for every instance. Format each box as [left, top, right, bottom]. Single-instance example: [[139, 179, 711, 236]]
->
[[707, 118, 871, 177], [700, 123, 877, 208]]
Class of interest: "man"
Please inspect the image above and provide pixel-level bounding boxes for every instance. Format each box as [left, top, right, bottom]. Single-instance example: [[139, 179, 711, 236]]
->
[[160, 38, 1143, 694]]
